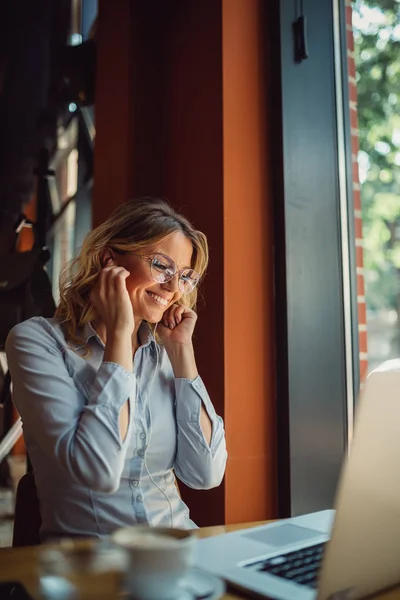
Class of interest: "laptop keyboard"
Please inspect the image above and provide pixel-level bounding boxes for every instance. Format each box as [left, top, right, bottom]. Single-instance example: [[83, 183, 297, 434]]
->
[[244, 542, 326, 589]]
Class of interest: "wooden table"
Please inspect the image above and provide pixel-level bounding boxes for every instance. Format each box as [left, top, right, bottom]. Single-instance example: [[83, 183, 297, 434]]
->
[[0, 522, 399, 599]]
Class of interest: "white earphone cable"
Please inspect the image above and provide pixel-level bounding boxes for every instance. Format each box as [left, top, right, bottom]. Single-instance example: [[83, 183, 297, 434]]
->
[[142, 323, 174, 528]]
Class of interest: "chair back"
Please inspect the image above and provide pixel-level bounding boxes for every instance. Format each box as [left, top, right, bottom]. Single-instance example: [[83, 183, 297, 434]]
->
[[12, 471, 41, 547]]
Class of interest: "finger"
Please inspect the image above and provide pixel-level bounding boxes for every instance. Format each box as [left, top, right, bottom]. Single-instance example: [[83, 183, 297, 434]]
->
[[96, 267, 128, 300], [107, 266, 129, 278], [173, 305, 185, 325], [98, 265, 123, 286], [163, 304, 181, 328], [92, 266, 124, 303], [114, 272, 130, 295], [179, 307, 197, 330], [164, 314, 176, 329], [110, 267, 130, 286], [104, 267, 130, 289], [163, 310, 174, 328], [176, 305, 196, 321], [162, 305, 174, 327], [96, 267, 114, 298], [100, 264, 127, 274]]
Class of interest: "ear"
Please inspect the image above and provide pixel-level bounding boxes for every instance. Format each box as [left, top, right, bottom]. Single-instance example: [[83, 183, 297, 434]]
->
[[100, 247, 116, 268]]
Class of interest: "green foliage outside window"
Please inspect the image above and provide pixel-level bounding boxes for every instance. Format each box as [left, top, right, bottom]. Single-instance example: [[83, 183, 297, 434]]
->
[[354, 0, 400, 333]]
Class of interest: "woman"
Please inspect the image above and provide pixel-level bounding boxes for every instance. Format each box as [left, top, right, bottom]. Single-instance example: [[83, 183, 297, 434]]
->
[[6, 197, 227, 541]]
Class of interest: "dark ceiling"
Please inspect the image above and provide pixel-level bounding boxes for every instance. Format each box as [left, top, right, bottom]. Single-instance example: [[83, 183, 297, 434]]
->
[[0, 0, 71, 230]]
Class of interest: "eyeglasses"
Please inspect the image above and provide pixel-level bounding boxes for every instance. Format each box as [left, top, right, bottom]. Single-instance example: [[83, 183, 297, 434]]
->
[[133, 253, 200, 294]]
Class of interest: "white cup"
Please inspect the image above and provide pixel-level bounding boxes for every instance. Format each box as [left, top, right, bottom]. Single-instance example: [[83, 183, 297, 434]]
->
[[112, 525, 197, 600]]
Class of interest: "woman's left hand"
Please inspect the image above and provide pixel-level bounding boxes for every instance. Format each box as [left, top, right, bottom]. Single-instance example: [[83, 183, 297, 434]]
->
[[158, 304, 197, 347]]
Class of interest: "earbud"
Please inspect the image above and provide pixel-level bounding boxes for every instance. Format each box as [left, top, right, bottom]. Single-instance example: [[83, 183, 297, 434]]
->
[[102, 257, 114, 268]]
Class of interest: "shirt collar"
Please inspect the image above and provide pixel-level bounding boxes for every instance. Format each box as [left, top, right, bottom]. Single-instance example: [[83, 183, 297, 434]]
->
[[138, 322, 155, 348], [82, 321, 155, 349], [81, 321, 100, 344]]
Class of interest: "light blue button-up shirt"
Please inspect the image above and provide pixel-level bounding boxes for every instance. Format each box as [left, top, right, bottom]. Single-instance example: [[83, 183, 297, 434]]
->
[[6, 317, 227, 540]]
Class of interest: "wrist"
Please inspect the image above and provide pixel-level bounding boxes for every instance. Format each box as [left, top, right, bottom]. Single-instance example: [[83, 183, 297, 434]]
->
[[107, 327, 133, 342], [166, 343, 198, 379], [103, 329, 133, 373]]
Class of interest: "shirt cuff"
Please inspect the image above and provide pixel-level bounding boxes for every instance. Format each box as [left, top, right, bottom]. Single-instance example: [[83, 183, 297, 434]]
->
[[87, 362, 137, 410]]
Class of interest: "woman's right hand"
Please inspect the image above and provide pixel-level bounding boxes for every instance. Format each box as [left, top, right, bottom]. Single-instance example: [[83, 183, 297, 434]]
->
[[90, 263, 135, 336]]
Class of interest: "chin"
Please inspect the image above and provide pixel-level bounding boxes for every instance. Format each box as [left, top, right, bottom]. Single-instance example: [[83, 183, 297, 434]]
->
[[144, 316, 159, 325], [134, 295, 166, 324], [141, 306, 165, 324]]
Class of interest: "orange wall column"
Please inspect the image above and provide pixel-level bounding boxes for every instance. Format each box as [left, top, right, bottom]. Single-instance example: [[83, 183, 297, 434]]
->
[[222, 0, 276, 524], [93, 0, 277, 525]]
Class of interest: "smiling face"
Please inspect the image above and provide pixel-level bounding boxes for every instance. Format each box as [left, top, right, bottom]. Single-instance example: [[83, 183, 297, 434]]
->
[[114, 231, 194, 324]]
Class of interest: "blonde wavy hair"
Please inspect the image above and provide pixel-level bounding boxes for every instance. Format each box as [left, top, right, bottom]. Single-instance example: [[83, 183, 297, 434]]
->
[[55, 197, 209, 350]]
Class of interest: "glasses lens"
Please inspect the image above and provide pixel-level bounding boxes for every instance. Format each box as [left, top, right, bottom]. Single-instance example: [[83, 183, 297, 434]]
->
[[150, 254, 176, 283], [179, 269, 200, 294]]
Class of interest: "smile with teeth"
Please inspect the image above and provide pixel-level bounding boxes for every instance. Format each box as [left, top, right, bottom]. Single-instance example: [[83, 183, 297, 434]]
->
[[147, 291, 169, 307]]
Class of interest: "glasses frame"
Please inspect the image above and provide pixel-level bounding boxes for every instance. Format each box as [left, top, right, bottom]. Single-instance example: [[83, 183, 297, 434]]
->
[[133, 253, 200, 294]]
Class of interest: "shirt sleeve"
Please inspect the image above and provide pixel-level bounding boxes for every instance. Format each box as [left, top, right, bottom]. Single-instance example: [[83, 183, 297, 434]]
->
[[5, 320, 136, 493], [173, 376, 227, 489]]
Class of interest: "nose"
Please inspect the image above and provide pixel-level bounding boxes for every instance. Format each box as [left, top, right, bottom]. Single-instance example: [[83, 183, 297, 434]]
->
[[161, 273, 180, 293]]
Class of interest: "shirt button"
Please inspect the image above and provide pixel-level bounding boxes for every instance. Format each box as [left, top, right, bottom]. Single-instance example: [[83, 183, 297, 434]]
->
[[136, 495, 143, 503], [140, 432, 146, 440], [137, 449, 144, 458], [132, 480, 139, 487]]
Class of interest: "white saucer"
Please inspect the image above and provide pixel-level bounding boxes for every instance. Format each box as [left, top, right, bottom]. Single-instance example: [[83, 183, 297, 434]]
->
[[176, 568, 226, 599], [125, 568, 226, 600]]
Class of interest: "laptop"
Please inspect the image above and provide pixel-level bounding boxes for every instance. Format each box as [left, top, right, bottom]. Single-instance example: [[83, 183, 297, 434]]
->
[[196, 372, 400, 599]]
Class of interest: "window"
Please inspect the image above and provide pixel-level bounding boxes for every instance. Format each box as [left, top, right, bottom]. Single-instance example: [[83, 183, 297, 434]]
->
[[353, 0, 400, 372]]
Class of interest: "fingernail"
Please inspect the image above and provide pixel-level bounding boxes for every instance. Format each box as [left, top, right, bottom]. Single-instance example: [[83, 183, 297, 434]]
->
[[169, 322, 174, 329], [164, 320, 168, 327]]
